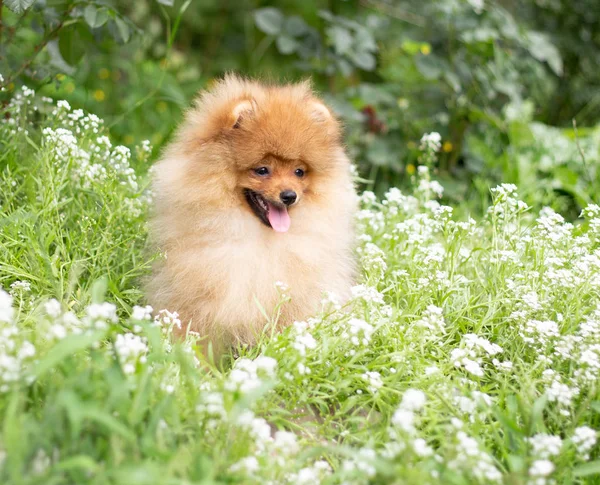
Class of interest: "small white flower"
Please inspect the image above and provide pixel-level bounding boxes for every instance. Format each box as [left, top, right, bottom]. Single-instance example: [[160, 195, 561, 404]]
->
[[529, 459, 555, 477], [131, 305, 153, 321], [400, 389, 427, 411], [44, 299, 62, 318], [0, 290, 15, 323], [412, 438, 433, 457], [229, 456, 259, 475], [114, 333, 148, 375], [9, 281, 31, 293], [527, 434, 562, 459], [362, 371, 383, 393], [391, 409, 415, 434], [572, 426, 597, 459]]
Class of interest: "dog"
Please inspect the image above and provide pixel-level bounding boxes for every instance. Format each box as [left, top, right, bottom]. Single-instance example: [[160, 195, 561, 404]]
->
[[147, 75, 357, 357]]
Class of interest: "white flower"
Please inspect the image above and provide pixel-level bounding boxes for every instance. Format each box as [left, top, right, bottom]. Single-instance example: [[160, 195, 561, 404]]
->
[[86, 302, 118, 328], [44, 299, 62, 318], [114, 333, 148, 374], [545, 378, 579, 408], [291, 460, 332, 484], [419, 132, 442, 152], [572, 426, 597, 459], [197, 391, 226, 420], [225, 356, 277, 393], [414, 305, 445, 337], [56, 100, 71, 111], [529, 459, 555, 477], [360, 190, 377, 206], [450, 432, 502, 482], [273, 430, 299, 456], [229, 456, 259, 475], [351, 284, 385, 305], [131, 305, 153, 321], [344, 318, 375, 346], [400, 389, 426, 411], [341, 447, 377, 477], [412, 438, 433, 457], [0, 290, 15, 323], [293, 332, 317, 357], [362, 371, 383, 393], [9, 281, 31, 293], [391, 409, 415, 434], [153, 309, 182, 334], [527, 434, 562, 458]]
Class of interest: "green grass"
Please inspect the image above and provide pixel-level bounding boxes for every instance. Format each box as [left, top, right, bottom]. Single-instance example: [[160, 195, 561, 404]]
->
[[0, 87, 599, 485]]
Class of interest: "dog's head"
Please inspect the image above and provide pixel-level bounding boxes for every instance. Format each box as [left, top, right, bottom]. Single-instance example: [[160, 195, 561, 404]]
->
[[179, 76, 347, 233]]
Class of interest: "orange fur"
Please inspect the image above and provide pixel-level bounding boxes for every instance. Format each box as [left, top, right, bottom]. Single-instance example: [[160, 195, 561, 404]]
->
[[147, 75, 357, 355]]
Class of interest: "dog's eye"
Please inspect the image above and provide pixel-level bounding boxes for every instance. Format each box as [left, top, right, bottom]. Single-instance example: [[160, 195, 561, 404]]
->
[[254, 167, 270, 176], [294, 168, 305, 177]]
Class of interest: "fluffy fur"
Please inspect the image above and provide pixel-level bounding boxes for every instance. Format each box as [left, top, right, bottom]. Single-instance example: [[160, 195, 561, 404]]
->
[[148, 75, 357, 355]]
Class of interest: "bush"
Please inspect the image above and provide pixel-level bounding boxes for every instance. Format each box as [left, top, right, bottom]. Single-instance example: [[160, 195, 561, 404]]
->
[[2, 1, 599, 199]]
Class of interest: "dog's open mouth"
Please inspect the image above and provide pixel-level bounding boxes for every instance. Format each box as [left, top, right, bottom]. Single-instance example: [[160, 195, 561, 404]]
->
[[244, 189, 291, 233]]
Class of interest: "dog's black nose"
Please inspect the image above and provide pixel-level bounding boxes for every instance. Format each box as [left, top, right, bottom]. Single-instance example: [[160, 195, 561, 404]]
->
[[280, 190, 297, 206]]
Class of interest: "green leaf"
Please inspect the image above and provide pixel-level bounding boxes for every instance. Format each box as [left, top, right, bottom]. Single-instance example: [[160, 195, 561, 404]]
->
[[328, 25, 353, 55], [58, 26, 87, 66], [56, 455, 100, 474], [444, 72, 461, 93], [91, 277, 108, 304], [81, 407, 137, 442], [529, 394, 548, 431], [5, 0, 35, 14], [415, 54, 443, 80], [506, 454, 525, 473], [84, 5, 98, 28], [34, 331, 106, 379], [47, 40, 76, 76], [284, 16, 308, 37], [573, 460, 600, 477], [254, 7, 284, 36], [354, 27, 377, 52], [276, 35, 298, 55], [528, 32, 563, 76], [84, 6, 109, 29], [349, 50, 376, 71], [114, 16, 131, 43], [156, 0, 174, 5]]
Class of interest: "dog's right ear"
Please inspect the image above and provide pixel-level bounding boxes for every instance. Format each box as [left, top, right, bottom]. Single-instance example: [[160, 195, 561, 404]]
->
[[231, 99, 256, 129]]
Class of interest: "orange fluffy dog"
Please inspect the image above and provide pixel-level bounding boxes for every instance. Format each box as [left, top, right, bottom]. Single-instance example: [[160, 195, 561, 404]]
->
[[148, 75, 356, 356]]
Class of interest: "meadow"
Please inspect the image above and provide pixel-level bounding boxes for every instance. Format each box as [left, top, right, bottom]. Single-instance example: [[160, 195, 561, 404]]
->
[[0, 85, 598, 484]]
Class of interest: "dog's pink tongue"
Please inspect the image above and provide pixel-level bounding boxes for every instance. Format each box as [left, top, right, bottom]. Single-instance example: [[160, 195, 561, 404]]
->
[[267, 203, 291, 233]]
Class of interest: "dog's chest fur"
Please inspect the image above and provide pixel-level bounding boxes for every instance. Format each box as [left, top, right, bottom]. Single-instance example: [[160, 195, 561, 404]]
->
[[151, 203, 354, 348]]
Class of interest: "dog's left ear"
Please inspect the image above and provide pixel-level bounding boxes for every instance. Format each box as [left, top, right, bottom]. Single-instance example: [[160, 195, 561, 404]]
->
[[310, 101, 332, 123], [231, 99, 256, 129]]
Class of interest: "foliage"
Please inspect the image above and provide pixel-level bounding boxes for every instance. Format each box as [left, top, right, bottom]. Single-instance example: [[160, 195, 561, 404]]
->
[[1, 89, 600, 484], [1, 0, 599, 203]]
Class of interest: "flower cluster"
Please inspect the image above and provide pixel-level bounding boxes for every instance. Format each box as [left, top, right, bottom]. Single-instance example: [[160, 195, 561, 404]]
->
[[0, 289, 36, 392], [114, 333, 148, 374], [450, 334, 503, 378], [225, 356, 277, 394]]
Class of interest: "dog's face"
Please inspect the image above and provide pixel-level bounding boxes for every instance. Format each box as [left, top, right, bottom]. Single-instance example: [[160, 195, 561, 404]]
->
[[220, 94, 342, 233], [240, 156, 310, 232]]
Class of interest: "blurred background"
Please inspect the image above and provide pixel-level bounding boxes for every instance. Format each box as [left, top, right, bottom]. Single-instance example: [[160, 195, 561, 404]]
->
[[1, 0, 599, 216]]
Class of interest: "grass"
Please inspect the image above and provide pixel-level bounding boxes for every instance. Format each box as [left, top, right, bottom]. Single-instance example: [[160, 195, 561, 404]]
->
[[0, 87, 599, 484]]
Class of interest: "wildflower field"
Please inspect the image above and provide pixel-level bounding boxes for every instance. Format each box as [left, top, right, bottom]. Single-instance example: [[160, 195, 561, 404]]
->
[[0, 88, 599, 485]]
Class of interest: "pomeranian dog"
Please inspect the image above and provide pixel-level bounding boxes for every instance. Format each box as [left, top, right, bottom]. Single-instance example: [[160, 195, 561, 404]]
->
[[148, 75, 357, 356]]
